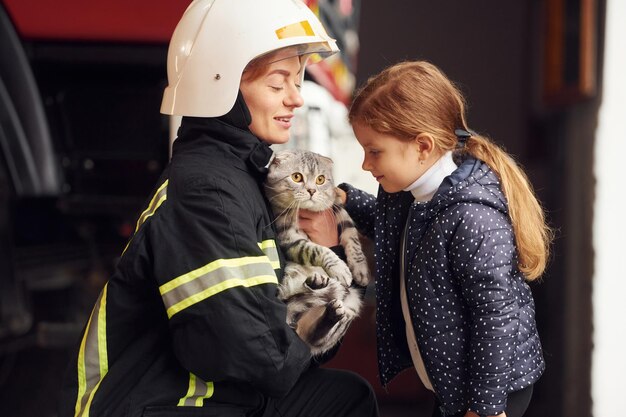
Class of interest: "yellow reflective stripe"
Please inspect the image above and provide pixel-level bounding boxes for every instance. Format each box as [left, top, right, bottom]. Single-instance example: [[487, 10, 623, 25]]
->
[[74, 284, 109, 417], [122, 180, 168, 255], [258, 239, 280, 269], [160, 256, 271, 294], [122, 240, 131, 257], [136, 180, 168, 232], [177, 374, 214, 407], [82, 380, 104, 417], [177, 373, 197, 406], [165, 275, 278, 318], [275, 20, 315, 39], [137, 194, 166, 229], [97, 285, 108, 376], [74, 307, 93, 417], [195, 381, 214, 406], [159, 255, 279, 319]]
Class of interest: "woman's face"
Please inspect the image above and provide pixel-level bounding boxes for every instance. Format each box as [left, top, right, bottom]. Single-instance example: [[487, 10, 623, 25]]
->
[[353, 123, 424, 193], [240, 54, 304, 145]]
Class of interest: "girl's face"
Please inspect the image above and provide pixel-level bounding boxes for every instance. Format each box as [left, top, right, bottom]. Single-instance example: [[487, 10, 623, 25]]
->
[[353, 123, 424, 193], [240, 54, 304, 145]]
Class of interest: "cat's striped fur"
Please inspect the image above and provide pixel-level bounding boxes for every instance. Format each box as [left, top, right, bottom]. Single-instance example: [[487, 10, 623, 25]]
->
[[264, 150, 369, 355]]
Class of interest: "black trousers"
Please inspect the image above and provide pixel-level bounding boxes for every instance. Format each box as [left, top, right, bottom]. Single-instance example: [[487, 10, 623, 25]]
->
[[431, 385, 533, 417], [135, 368, 378, 417], [254, 367, 379, 417]]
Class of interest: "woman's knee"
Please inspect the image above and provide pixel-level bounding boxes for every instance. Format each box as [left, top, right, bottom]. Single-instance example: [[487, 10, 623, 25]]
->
[[323, 369, 377, 404]]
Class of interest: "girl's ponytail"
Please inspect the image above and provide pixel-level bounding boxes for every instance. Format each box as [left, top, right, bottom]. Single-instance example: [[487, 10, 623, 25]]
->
[[462, 135, 552, 280]]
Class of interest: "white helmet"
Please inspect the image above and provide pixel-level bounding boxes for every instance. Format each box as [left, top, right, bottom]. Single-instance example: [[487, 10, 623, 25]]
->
[[160, 0, 339, 117]]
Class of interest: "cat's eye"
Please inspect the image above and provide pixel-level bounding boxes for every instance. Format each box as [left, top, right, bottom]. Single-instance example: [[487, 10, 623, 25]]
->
[[315, 175, 326, 185], [291, 172, 303, 183]]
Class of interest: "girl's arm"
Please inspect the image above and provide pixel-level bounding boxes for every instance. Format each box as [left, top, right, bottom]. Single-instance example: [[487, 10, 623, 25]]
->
[[337, 183, 377, 239]]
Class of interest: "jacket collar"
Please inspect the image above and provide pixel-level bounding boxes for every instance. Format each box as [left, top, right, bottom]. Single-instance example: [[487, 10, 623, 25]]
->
[[172, 90, 274, 179], [174, 118, 273, 180]]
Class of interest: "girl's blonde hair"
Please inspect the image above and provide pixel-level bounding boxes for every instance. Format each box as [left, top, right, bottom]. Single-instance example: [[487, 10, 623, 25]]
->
[[349, 61, 552, 281]]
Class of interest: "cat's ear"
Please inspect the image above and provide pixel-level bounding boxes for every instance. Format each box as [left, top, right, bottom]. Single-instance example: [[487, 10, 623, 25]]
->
[[317, 154, 334, 168], [272, 149, 297, 166]]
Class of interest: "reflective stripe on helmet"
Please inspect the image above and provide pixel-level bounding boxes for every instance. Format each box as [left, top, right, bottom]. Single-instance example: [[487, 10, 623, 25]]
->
[[275, 20, 315, 39]]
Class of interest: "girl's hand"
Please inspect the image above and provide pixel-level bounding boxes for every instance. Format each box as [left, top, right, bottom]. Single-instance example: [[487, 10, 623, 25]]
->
[[335, 187, 347, 205], [298, 209, 339, 247], [464, 412, 507, 417]]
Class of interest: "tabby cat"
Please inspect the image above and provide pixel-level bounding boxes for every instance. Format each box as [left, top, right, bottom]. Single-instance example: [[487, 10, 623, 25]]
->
[[264, 149, 369, 355]]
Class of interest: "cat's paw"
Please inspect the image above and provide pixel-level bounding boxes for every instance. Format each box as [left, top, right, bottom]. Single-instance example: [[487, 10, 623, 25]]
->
[[305, 273, 329, 290], [327, 262, 352, 286], [327, 299, 346, 322], [350, 262, 370, 287]]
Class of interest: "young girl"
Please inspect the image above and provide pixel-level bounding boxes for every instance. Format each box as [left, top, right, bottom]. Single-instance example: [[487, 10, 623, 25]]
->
[[338, 61, 551, 417]]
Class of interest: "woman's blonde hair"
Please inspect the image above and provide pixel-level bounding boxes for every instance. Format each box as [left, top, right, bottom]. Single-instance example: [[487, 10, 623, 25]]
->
[[349, 61, 552, 280]]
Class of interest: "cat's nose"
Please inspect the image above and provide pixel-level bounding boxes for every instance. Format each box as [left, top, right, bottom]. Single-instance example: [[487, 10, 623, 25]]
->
[[307, 189, 316, 196]]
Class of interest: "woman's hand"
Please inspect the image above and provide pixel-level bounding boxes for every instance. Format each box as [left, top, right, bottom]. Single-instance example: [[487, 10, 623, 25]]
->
[[298, 208, 339, 247]]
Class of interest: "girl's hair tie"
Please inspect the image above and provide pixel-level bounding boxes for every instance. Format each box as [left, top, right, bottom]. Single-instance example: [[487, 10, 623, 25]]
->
[[454, 128, 473, 149]]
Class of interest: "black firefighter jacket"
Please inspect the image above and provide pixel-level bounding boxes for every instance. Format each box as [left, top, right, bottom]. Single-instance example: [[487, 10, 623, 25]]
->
[[340, 158, 545, 416], [59, 115, 312, 417]]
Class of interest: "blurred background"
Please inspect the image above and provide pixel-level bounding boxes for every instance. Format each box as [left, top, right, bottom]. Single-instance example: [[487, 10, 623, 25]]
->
[[0, 0, 624, 416]]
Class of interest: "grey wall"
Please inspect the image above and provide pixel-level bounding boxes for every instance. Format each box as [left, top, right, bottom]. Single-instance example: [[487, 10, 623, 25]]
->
[[356, 1, 530, 158]]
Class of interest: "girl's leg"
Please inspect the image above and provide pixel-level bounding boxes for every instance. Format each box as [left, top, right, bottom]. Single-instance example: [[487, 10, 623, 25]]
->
[[503, 385, 533, 417]]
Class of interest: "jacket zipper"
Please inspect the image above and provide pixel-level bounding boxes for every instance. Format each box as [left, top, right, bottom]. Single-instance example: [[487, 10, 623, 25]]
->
[[401, 210, 449, 416]]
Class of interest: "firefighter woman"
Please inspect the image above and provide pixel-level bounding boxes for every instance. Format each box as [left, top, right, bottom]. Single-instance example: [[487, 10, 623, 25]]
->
[[59, 0, 378, 416]]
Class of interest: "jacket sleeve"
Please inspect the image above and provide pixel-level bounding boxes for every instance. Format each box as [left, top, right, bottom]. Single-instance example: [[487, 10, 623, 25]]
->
[[448, 204, 520, 416], [151, 177, 311, 398], [338, 183, 377, 239]]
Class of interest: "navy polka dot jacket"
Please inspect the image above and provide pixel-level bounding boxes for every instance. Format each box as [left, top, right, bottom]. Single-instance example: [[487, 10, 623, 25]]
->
[[340, 158, 544, 416]]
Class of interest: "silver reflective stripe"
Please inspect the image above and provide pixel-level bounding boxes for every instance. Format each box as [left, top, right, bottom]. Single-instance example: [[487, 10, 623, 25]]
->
[[160, 255, 278, 318], [122, 180, 168, 255], [74, 284, 109, 417], [178, 374, 214, 406], [259, 239, 280, 269], [136, 180, 168, 232]]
